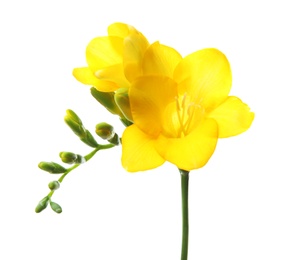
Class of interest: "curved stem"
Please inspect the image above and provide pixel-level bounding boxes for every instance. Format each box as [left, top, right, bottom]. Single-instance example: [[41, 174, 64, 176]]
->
[[179, 169, 189, 260], [48, 143, 115, 198]]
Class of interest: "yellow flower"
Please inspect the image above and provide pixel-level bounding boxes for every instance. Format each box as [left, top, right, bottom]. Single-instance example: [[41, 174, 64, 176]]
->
[[121, 43, 254, 172], [73, 23, 149, 92]]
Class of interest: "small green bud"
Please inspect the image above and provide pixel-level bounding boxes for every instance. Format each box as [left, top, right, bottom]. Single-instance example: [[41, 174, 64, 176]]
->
[[114, 88, 133, 122], [74, 154, 86, 164], [80, 130, 98, 148], [48, 180, 60, 191], [65, 109, 82, 125], [50, 201, 62, 214], [59, 152, 86, 164], [108, 133, 120, 146], [64, 112, 86, 138], [64, 110, 99, 148], [95, 122, 115, 140], [120, 117, 133, 127], [38, 162, 67, 174], [90, 87, 124, 117], [35, 196, 50, 213], [59, 151, 77, 164]]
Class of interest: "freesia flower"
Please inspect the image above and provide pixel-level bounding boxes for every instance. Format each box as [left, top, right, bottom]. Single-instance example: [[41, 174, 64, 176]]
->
[[73, 22, 149, 92], [121, 43, 254, 172]]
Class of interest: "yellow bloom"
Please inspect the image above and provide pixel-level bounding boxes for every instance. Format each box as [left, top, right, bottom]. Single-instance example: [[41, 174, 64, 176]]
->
[[121, 44, 254, 172], [73, 23, 149, 92]]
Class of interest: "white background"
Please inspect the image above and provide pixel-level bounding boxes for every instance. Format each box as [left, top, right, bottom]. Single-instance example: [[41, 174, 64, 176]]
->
[[0, 0, 285, 259]]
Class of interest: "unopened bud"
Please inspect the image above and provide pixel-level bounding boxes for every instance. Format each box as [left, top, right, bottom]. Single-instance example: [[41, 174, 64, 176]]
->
[[50, 201, 62, 214], [64, 110, 86, 138], [95, 122, 115, 140], [120, 117, 133, 127], [108, 133, 120, 146], [48, 180, 60, 191], [74, 154, 86, 164], [80, 130, 98, 148], [114, 88, 133, 122], [65, 109, 82, 124], [64, 110, 98, 148], [90, 87, 124, 117], [59, 152, 77, 164], [59, 152, 86, 164], [35, 196, 50, 213], [38, 162, 67, 174]]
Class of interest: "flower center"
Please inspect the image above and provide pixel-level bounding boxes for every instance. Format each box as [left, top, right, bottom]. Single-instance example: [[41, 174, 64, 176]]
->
[[162, 93, 205, 138]]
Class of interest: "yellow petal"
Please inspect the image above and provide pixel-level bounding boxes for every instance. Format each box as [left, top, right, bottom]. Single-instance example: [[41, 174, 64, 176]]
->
[[72, 67, 98, 85], [121, 125, 165, 172], [86, 36, 123, 71], [123, 30, 149, 82], [155, 119, 218, 171], [175, 48, 232, 111], [130, 76, 177, 137], [72, 67, 118, 91], [142, 42, 182, 78], [96, 63, 130, 89], [208, 96, 254, 138], [108, 22, 133, 38]]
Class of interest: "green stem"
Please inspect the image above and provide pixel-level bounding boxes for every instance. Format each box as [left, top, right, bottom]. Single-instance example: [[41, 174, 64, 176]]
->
[[179, 169, 189, 260], [48, 143, 115, 198]]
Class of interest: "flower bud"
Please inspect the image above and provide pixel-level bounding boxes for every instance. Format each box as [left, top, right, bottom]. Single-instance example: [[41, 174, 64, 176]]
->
[[65, 109, 82, 125], [64, 110, 98, 148], [50, 201, 62, 214], [38, 162, 67, 174], [64, 110, 86, 138], [90, 87, 124, 117], [59, 151, 77, 164], [108, 133, 120, 146], [48, 180, 60, 191], [74, 154, 86, 164], [114, 88, 133, 122], [95, 122, 115, 140], [80, 129, 98, 148], [120, 117, 133, 127], [35, 196, 50, 213]]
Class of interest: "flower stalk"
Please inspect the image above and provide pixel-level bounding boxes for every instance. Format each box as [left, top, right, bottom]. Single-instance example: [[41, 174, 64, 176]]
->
[[36, 143, 115, 213], [48, 143, 115, 197], [179, 169, 189, 260]]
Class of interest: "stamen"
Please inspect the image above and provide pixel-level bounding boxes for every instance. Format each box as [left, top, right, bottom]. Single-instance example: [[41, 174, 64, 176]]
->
[[175, 96, 181, 112]]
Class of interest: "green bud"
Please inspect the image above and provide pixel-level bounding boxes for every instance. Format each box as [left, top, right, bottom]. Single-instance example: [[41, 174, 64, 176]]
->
[[95, 122, 115, 140], [90, 87, 124, 117], [35, 196, 50, 213], [80, 130, 98, 148], [59, 152, 86, 164], [64, 112, 86, 138], [74, 154, 86, 164], [59, 152, 77, 164], [108, 133, 120, 146], [120, 117, 133, 127], [65, 109, 82, 125], [64, 110, 98, 148], [114, 88, 133, 122], [48, 180, 60, 191], [38, 162, 67, 174], [50, 201, 62, 214]]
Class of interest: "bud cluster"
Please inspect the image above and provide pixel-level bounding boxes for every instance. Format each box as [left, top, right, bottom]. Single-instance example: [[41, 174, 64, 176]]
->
[[35, 196, 62, 214], [37, 109, 120, 214], [90, 87, 133, 127], [64, 110, 98, 148]]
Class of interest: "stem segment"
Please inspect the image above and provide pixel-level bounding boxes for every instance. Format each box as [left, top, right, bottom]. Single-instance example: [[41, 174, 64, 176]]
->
[[47, 143, 115, 199], [179, 169, 189, 260]]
